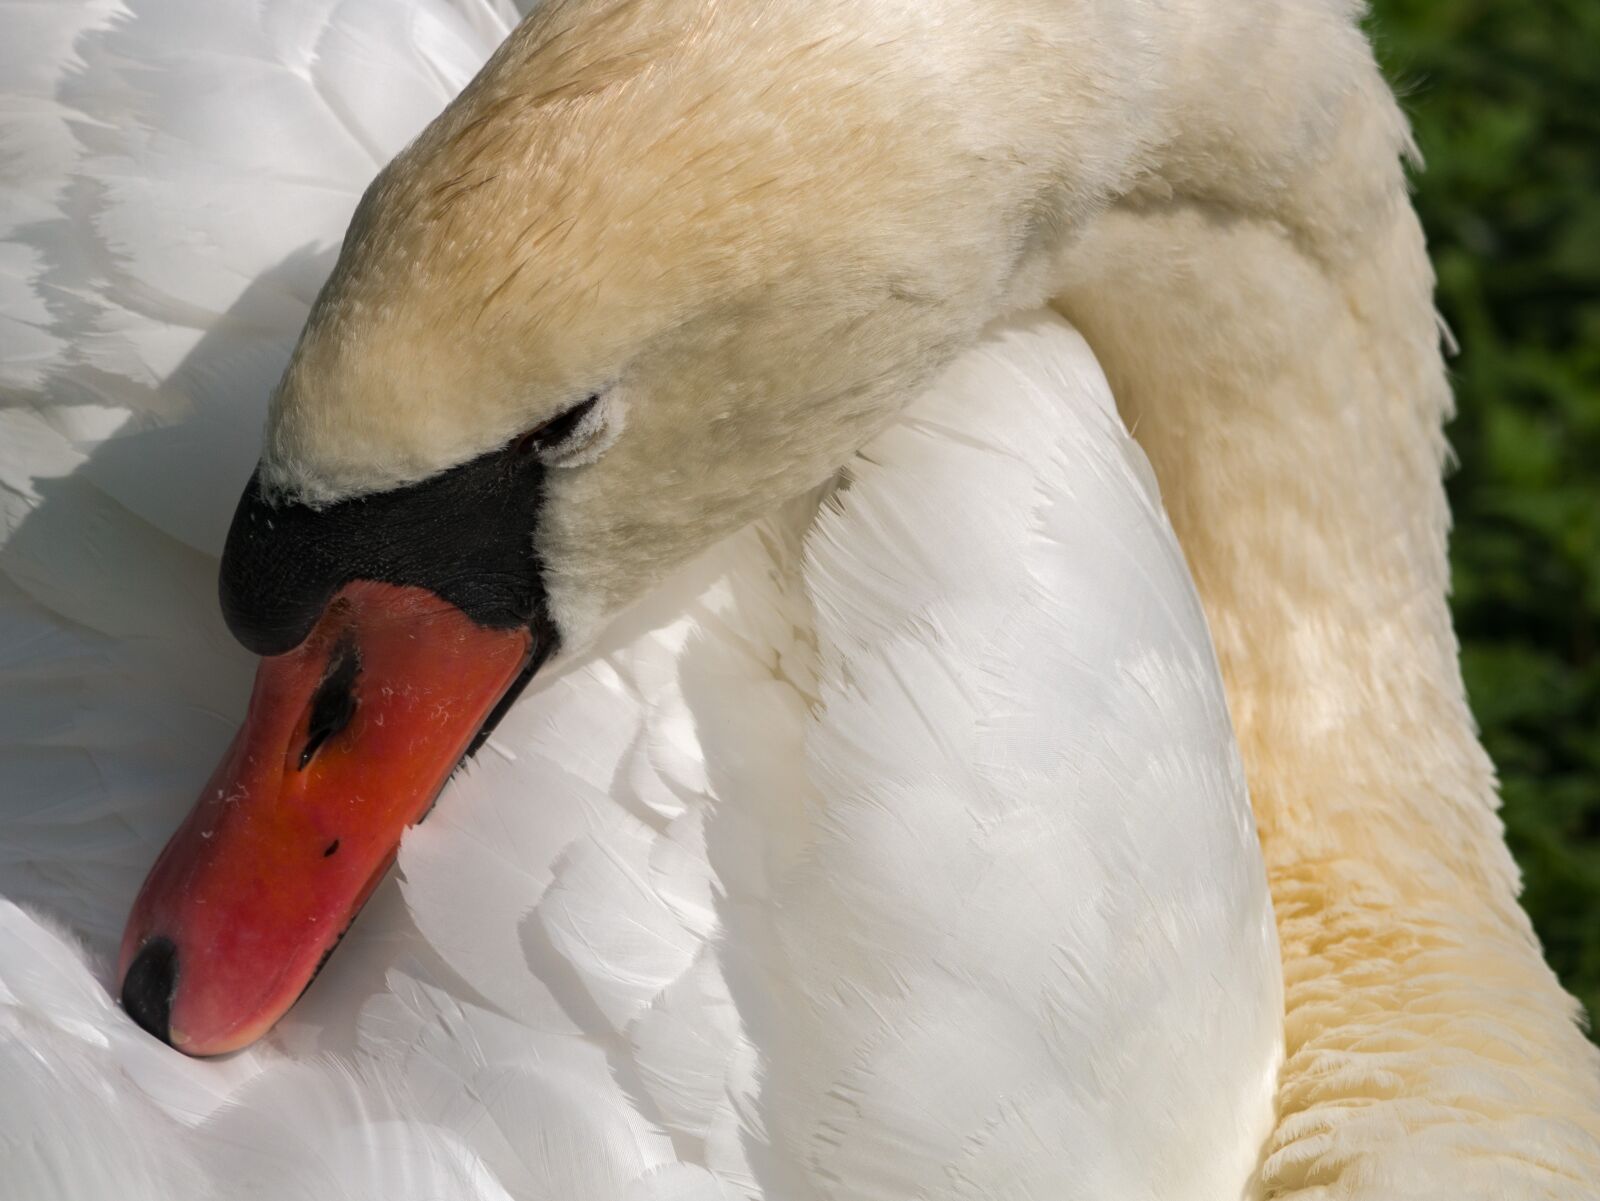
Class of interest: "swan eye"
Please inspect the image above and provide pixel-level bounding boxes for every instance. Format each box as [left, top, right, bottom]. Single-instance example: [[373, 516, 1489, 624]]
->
[[515, 392, 615, 466]]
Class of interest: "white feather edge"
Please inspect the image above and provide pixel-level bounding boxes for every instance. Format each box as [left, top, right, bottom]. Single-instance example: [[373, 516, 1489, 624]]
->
[[2, 312, 1280, 1200], [1, 2, 1279, 1197]]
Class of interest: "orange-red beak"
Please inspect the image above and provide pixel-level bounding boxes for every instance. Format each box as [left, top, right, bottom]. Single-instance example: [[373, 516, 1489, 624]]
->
[[117, 581, 532, 1055]]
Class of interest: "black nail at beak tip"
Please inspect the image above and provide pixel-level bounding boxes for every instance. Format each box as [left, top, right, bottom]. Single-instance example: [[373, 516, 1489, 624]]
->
[[121, 936, 178, 1046]]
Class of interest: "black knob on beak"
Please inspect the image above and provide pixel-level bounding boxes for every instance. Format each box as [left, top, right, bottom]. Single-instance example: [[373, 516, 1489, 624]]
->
[[218, 444, 551, 657], [219, 472, 344, 656]]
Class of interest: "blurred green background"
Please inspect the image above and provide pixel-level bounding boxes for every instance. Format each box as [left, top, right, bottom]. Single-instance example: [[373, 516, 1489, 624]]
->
[[1367, 0, 1600, 1033]]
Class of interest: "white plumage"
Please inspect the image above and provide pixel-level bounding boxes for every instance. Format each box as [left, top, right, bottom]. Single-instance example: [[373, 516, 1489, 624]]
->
[[0, 2, 1281, 1197]]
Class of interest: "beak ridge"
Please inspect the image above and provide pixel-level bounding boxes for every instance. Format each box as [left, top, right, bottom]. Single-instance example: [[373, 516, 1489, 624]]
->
[[117, 581, 536, 1055]]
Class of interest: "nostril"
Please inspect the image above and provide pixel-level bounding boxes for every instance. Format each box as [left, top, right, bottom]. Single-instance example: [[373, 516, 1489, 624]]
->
[[299, 635, 361, 770], [122, 936, 178, 1046]]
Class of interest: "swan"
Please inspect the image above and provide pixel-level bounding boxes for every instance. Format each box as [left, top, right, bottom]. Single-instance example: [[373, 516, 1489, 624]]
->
[[4, 8, 1283, 1198], [1, 1, 1596, 1199]]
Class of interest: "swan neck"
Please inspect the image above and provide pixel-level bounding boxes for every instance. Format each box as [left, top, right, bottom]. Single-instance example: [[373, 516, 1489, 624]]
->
[[1051, 37, 1600, 1183]]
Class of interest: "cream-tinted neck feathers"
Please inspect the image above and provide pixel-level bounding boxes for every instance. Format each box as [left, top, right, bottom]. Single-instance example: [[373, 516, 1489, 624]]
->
[[270, 0, 1600, 1187], [265, 0, 1176, 641], [6, 0, 1600, 1193]]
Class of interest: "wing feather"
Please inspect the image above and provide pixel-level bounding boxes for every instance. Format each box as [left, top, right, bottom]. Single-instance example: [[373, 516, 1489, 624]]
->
[[739, 315, 1282, 1201], [3, 5, 1277, 1198]]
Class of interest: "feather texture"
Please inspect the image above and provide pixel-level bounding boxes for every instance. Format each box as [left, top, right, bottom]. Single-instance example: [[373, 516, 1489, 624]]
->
[[0, 2, 1277, 1197]]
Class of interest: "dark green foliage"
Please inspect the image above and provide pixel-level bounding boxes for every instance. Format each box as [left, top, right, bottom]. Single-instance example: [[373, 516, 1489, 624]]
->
[[1368, 0, 1600, 1034]]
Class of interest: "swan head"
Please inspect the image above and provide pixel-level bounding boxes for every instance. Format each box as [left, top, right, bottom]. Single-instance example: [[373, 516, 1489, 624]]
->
[[118, 1, 1078, 1054], [257, 10, 1061, 652]]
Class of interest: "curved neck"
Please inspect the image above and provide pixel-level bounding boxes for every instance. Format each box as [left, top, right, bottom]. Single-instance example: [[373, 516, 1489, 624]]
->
[[1050, 19, 1600, 1189]]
